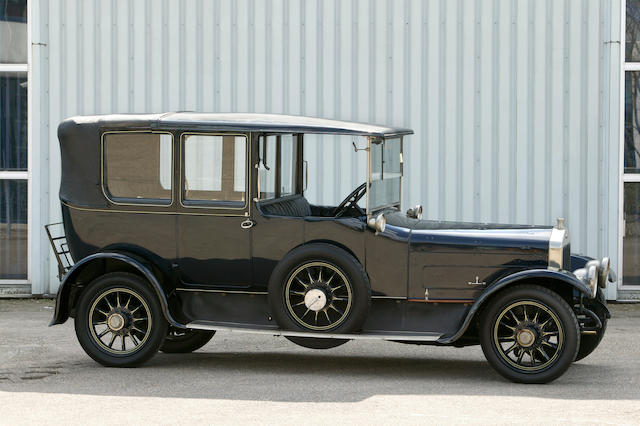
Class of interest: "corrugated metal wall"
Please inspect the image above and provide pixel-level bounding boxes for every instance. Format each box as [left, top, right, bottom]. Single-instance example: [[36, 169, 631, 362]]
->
[[30, 0, 622, 296]]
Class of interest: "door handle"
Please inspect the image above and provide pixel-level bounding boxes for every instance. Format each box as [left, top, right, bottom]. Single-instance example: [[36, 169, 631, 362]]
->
[[240, 219, 255, 229]]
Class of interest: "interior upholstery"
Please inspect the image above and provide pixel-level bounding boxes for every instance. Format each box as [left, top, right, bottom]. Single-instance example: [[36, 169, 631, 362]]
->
[[259, 195, 312, 217]]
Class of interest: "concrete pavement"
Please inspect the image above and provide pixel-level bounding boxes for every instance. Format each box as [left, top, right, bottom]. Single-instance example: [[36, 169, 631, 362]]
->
[[1, 299, 639, 425]]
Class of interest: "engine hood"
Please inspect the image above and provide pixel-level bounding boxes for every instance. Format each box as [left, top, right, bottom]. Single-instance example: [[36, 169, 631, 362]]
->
[[382, 211, 555, 301], [384, 211, 553, 252]]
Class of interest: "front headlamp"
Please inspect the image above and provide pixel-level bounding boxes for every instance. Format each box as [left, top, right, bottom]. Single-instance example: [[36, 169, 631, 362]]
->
[[598, 257, 610, 287], [585, 264, 598, 298], [575, 258, 610, 298]]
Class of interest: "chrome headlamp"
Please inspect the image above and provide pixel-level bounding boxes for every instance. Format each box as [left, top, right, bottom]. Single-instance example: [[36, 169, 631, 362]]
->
[[598, 257, 610, 286], [367, 213, 386, 233], [406, 205, 423, 220], [585, 264, 598, 298], [574, 257, 611, 298]]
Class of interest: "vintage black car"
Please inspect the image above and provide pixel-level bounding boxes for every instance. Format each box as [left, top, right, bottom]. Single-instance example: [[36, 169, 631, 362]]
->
[[47, 113, 611, 383]]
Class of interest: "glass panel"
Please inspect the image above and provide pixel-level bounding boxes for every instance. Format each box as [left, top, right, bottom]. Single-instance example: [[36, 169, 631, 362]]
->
[[0, 0, 27, 63], [627, 0, 640, 62], [259, 136, 277, 199], [369, 138, 402, 211], [624, 182, 640, 286], [233, 136, 246, 192], [280, 134, 297, 197], [104, 132, 172, 203], [0, 72, 27, 170], [185, 135, 223, 192], [369, 178, 401, 210], [371, 141, 383, 179], [0, 179, 27, 279], [159, 135, 172, 190], [625, 72, 640, 173], [183, 134, 246, 204]]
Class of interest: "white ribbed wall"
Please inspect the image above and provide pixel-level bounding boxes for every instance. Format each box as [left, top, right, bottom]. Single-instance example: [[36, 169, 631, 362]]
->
[[29, 0, 622, 297]]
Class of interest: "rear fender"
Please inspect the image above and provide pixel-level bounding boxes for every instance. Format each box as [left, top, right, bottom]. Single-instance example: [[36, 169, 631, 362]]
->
[[438, 269, 590, 344], [50, 252, 182, 327]]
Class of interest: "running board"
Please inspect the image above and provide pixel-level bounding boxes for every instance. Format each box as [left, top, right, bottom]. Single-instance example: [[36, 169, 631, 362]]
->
[[186, 320, 442, 342]]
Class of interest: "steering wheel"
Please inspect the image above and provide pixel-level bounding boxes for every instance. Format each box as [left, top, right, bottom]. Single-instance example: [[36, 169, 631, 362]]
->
[[333, 182, 367, 218]]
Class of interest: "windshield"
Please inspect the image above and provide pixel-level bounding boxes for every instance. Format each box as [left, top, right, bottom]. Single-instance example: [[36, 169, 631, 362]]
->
[[368, 137, 402, 213]]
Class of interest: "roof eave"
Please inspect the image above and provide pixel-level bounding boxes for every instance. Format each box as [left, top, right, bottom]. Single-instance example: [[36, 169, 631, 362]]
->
[[151, 120, 413, 138]]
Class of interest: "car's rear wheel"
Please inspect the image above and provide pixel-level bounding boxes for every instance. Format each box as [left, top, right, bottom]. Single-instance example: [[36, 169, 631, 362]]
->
[[479, 285, 580, 384], [268, 243, 371, 349], [160, 327, 215, 353], [74, 272, 167, 367]]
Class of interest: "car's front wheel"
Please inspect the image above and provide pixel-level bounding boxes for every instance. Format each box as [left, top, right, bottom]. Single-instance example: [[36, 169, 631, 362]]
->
[[74, 272, 167, 367], [479, 285, 580, 383]]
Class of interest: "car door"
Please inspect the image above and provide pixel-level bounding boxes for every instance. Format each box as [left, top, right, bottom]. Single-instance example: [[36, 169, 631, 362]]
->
[[176, 132, 253, 288]]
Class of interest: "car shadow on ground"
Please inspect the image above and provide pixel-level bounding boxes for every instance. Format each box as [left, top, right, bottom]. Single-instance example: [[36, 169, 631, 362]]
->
[[0, 349, 629, 403]]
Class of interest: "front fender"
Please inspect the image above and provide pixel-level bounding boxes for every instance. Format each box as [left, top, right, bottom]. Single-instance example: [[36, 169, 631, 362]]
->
[[438, 268, 590, 344], [50, 252, 182, 327]]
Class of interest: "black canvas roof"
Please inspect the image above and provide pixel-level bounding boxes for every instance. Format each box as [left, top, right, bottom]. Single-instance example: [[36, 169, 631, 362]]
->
[[65, 112, 414, 138]]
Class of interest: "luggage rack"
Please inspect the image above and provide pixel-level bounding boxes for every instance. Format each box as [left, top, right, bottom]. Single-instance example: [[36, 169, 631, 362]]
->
[[45, 222, 74, 280]]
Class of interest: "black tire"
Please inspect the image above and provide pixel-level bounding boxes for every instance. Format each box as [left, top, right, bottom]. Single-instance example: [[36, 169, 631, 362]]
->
[[284, 336, 349, 349], [268, 243, 371, 349], [575, 289, 608, 362], [479, 285, 580, 384], [160, 328, 215, 353], [74, 272, 168, 367]]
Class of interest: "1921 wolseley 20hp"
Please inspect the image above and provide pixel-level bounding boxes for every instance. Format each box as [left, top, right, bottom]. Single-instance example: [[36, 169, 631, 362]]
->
[[48, 113, 612, 383]]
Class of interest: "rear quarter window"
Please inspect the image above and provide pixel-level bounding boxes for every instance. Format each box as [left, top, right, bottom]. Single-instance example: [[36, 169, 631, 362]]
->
[[102, 132, 173, 204]]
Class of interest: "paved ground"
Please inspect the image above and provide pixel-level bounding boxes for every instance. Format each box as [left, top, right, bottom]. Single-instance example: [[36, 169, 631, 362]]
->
[[0, 299, 639, 425]]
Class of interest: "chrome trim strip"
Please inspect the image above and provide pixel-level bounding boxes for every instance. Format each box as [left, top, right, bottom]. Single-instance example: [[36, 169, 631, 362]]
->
[[62, 200, 249, 217], [175, 289, 404, 299], [187, 320, 442, 342], [176, 288, 268, 295]]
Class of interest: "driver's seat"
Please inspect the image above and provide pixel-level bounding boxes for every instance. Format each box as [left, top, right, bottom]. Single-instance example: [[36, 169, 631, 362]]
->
[[258, 195, 312, 217]]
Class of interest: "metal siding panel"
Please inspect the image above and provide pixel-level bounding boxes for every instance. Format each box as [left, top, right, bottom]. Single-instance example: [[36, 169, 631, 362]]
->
[[33, 0, 621, 293], [271, 0, 284, 113], [30, 0, 51, 294], [149, 2, 163, 112], [477, 0, 493, 221], [531, 0, 547, 226], [459, 0, 474, 222], [425, 0, 441, 220], [201, 1, 214, 112], [253, 0, 267, 113], [607, 0, 622, 300], [287, 0, 301, 114], [549, 0, 565, 224], [132, 0, 146, 112], [183, 0, 198, 111], [407, 0, 422, 210]]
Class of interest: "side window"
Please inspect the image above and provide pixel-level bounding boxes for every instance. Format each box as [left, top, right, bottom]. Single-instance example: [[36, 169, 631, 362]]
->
[[258, 135, 277, 199], [103, 132, 173, 204], [258, 134, 298, 200], [183, 134, 247, 206], [280, 134, 297, 197]]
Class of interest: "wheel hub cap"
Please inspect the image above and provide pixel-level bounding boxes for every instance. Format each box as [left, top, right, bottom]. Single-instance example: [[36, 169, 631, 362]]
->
[[107, 313, 125, 331], [304, 289, 327, 312], [516, 328, 536, 348]]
